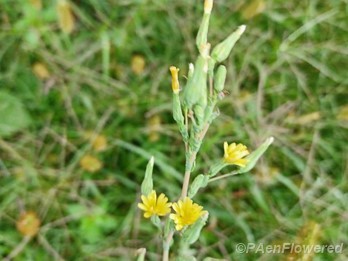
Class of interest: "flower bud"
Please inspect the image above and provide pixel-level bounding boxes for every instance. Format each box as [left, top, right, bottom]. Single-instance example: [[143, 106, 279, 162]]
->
[[211, 25, 246, 63], [196, 13, 211, 54], [141, 156, 154, 195], [213, 65, 227, 92], [183, 56, 208, 110], [169, 66, 180, 94]]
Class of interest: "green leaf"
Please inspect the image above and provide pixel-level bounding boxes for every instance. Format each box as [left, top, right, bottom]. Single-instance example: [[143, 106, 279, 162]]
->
[[0, 91, 31, 137]]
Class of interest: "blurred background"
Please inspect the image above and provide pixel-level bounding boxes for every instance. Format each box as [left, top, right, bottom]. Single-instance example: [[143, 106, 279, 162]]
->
[[0, 0, 347, 260]]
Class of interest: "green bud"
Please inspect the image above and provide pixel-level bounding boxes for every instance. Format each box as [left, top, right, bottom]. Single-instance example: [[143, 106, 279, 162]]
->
[[141, 156, 154, 195], [173, 94, 189, 142], [188, 174, 209, 198], [173, 93, 184, 124], [182, 212, 209, 245], [183, 55, 208, 110], [213, 65, 227, 92], [193, 104, 205, 127], [211, 25, 246, 63], [196, 13, 211, 54], [238, 137, 274, 174]]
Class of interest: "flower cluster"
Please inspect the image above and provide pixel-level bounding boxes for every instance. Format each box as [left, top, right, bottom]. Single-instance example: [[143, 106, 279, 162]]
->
[[138, 190, 205, 231], [138, 141, 250, 230]]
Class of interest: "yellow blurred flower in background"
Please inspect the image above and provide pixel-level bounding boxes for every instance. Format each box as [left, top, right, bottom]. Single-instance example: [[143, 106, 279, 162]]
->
[[223, 142, 250, 167], [170, 197, 206, 231], [337, 105, 348, 121], [80, 154, 102, 172], [147, 115, 161, 142], [131, 55, 146, 75], [138, 190, 172, 218], [84, 132, 108, 152], [32, 62, 50, 80], [57, 0, 75, 34], [241, 0, 266, 20], [92, 135, 107, 152], [16, 211, 41, 237], [30, 0, 42, 10]]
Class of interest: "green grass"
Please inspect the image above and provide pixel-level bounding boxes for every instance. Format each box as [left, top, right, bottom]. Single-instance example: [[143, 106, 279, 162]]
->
[[0, 0, 347, 260]]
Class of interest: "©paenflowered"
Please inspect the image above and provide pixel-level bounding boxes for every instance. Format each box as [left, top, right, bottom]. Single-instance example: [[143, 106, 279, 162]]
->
[[137, 0, 273, 260]]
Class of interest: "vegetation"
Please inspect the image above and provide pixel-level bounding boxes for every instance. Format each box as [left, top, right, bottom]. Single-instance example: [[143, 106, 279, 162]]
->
[[0, 0, 347, 260]]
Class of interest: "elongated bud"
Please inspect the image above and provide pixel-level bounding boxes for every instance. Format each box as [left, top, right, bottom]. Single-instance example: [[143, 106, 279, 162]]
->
[[173, 88, 188, 142], [238, 137, 274, 174], [214, 65, 227, 92], [169, 66, 180, 94], [182, 211, 209, 244], [183, 56, 208, 110], [141, 157, 154, 195], [196, 0, 213, 53], [173, 92, 184, 124], [211, 25, 246, 63], [204, 0, 213, 14]]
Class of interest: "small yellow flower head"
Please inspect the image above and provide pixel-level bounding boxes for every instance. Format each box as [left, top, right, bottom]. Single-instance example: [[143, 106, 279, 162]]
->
[[80, 155, 103, 172], [169, 66, 180, 94], [170, 197, 206, 231], [223, 142, 250, 167], [138, 190, 172, 218]]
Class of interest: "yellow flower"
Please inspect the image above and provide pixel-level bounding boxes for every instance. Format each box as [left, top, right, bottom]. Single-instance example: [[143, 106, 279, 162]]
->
[[16, 211, 41, 237], [80, 155, 102, 172], [131, 55, 146, 75], [138, 190, 172, 218], [223, 142, 250, 167], [169, 66, 180, 94], [170, 197, 206, 231]]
